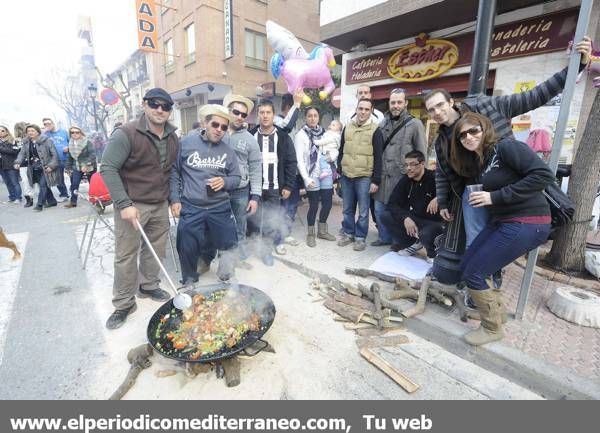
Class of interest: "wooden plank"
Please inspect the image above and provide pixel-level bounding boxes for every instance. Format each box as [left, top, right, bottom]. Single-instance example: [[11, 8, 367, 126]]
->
[[334, 292, 375, 310], [344, 323, 374, 331], [324, 298, 368, 324], [359, 347, 420, 393], [355, 334, 409, 349]]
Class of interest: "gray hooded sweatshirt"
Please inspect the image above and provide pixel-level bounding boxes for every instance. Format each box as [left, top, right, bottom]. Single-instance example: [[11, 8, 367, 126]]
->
[[224, 128, 262, 200], [170, 129, 241, 208]]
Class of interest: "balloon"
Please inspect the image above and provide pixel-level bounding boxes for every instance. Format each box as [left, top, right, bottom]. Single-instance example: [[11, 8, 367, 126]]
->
[[267, 21, 336, 104]]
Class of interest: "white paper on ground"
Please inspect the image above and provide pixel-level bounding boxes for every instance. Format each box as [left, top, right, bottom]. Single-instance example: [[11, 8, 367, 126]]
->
[[369, 251, 431, 281]]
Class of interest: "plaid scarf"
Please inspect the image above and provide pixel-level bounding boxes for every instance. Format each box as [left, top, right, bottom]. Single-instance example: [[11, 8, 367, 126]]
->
[[302, 124, 324, 175]]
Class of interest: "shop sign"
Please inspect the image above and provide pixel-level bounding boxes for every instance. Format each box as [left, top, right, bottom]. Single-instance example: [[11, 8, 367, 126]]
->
[[345, 8, 578, 84], [224, 0, 234, 59], [136, 0, 158, 52], [387, 34, 458, 82]]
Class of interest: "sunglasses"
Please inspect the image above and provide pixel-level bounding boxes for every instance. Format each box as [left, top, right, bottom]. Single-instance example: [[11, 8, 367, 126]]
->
[[147, 99, 173, 111], [230, 108, 248, 119], [458, 125, 483, 140], [210, 121, 228, 132], [69, 130, 82, 135]]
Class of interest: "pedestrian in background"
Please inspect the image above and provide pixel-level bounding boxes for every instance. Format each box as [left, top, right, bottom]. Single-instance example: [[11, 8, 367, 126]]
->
[[13, 122, 34, 207], [0, 125, 23, 204], [42, 118, 70, 201], [64, 126, 97, 208], [14, 124, 59, 212]]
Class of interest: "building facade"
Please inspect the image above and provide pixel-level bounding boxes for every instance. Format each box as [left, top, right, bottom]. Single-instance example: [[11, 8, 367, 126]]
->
[[151, 0, 320, 134], [322, 0, 598, 163]]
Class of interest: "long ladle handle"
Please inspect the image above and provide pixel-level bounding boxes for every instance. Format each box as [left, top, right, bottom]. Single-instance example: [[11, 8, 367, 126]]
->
[[135, 218, 179, 297]]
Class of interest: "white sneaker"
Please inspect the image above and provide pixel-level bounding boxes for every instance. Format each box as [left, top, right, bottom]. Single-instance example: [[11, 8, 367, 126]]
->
[[397, 241, 423, 256], [426, 257, 434, 264], [274, 244, 287, 255], [57, 196, 68, 203], [284, 236, 299, 246]]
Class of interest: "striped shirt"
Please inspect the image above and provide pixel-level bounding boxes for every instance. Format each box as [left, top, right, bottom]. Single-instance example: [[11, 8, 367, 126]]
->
[[254, 128, 279, 190]]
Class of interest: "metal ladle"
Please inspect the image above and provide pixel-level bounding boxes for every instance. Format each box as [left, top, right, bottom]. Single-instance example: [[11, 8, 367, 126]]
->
[[135, 219, 192, 310]]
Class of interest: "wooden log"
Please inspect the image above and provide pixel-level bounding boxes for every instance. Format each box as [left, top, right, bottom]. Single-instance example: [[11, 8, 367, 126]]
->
[[333, 292, 375, 310], [346, 267, 397, 283], [356, 327, 404, 337], [387, 288, 419, 301], [222, 357, 241, 387], [359, 347, 420, 393], [402, 276, 431, 318], [355, 334, 409, 349], [324, 299, 367, 324]]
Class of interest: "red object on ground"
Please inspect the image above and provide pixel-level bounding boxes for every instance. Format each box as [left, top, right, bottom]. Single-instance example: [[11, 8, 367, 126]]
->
[[88, 172, 112, 205]]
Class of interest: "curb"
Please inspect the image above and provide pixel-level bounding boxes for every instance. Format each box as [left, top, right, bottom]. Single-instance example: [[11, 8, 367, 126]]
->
[[275, 255, 600, 400]]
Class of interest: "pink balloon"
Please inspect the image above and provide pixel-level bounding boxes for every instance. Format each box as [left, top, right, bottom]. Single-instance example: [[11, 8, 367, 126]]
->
[[279, 45, 336, 99]]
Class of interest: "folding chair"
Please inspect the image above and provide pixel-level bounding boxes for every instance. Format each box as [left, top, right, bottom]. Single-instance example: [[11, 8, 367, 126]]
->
[[77, 172, 179, 272]]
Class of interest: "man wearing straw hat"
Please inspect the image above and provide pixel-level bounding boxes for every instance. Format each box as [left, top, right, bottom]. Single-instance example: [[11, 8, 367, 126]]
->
[[170, 104, 241, 284], [223, 93, 262, 265], [101, 87, 179, 330]]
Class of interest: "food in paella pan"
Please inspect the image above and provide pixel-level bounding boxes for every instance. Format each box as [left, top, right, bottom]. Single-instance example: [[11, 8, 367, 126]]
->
[[155, 289, 261, 359]]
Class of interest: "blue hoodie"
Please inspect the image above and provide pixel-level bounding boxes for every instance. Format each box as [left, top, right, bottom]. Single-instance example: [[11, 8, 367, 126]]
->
[[170, 129, 241, 208], [44, 129, 70, 162]]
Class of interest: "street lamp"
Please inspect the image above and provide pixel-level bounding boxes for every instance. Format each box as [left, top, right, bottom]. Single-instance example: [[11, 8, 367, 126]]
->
[[87, 83, 99, 131]]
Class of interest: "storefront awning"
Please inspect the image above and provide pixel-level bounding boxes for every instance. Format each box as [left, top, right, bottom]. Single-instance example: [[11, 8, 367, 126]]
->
[[322, 0, 547, 52]]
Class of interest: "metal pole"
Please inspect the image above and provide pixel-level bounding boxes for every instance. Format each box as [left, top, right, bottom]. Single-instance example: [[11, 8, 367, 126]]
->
[[516, 0, 594, 320], [467, 0, 497, 96], [91, 98, 99, 131]]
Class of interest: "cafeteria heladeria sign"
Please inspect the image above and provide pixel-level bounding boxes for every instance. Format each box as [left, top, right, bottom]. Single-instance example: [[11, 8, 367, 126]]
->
[[387, 34, 458, 82]]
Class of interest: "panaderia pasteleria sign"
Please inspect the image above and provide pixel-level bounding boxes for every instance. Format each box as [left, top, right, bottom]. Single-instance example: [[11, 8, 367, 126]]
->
[[387, 33, 458, 82]]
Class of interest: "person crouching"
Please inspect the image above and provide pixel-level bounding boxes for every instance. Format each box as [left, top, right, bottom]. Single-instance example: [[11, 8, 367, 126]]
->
[[170, 105, 241, 283]]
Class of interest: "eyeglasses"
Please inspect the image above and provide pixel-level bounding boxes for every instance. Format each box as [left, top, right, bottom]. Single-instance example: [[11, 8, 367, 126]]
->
[[230, 108, 248, 119], [43, 122, 52, 126], [458, 125, 483, 140], [147, 99, 173, 112], [69, 130, 82, 135], [210, 121, 228, 132], [403, 161, 423, 168]]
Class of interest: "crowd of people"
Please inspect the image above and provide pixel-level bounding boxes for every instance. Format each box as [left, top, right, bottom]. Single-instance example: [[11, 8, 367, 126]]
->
[[1, 37, 592, 347]]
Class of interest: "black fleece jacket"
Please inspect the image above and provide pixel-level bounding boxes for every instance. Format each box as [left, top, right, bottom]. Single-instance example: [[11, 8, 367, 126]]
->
[[482, 138, 555, 220], [388, 169, 441, 222]]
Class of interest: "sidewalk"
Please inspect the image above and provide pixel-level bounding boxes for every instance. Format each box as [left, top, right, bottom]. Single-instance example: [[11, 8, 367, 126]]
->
[[280, 197, 600, 399]]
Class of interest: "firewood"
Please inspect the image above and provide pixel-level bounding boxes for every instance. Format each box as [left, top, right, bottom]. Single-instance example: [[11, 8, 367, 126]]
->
[[345, 267, 397, 283], [344, 323, 374, 331], [402, 276, 431, 318], [356, 327, 403, 337], [222, 357, 241, 387], [360, 347, 419, 393], [355, 334, 409, 349], [324, 299, 367, 324], [333, 292, 375, 310]]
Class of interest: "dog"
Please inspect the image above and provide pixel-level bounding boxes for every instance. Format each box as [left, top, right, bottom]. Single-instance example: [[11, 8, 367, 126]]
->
[[0, 227, 21, 260]]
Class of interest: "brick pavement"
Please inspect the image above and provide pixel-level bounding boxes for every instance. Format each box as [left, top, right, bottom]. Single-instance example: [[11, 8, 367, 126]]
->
[[284, 197, 600, 381]]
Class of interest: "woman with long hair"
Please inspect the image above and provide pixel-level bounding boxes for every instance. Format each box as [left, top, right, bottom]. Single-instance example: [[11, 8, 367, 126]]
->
[[13, 122, 34, 207], [294, 106, 336, 247], [450, 112, 555, 346], [0, 125, 22, 203], [64, 126, 97, 208], [14, 124, 59, 212]]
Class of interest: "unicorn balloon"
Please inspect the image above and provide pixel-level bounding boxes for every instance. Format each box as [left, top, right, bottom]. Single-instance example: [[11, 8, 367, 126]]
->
[[267, 21, 336, 105]]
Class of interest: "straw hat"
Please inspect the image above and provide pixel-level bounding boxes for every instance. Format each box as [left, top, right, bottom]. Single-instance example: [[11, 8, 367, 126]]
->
[[198, 104, 234, 123], [223, 94, 254, 114]]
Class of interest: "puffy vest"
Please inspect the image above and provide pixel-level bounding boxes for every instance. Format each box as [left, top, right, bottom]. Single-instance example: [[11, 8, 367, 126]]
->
[[119, 119, 179, 204], [341, 121, 377, 178]]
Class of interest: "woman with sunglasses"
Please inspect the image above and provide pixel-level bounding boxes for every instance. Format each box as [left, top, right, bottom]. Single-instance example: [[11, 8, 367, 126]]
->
[[64, 126, 97, 208], [294, 106, 337, 247], [450, 112, 555, 346], [0, 125, 23, 204], [14, 124, 59, 211]]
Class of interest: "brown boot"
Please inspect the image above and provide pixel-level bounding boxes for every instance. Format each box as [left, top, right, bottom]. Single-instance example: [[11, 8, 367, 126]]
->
[[317, 222, 336, 241], [463, 289, 504, 346], [306, 226, 316, 247]]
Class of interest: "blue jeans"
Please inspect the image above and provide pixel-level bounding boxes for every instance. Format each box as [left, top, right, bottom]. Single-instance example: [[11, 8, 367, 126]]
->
[[374, 200, 394, 243], [462, 188, 489, 248], [461, 221, 551, 290], [282, 175, 302, 236], [69, 169, 95, 204], [230, 186, 250, 242], [0, 169, 22, 201], [55, 162, 69, 198], [341, 176, 371, 240], [176, 201, 238, 282]]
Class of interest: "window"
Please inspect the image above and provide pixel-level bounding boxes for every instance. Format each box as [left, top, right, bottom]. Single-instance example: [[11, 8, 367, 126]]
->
[[184, 23, 196, 65], [245, 30, 267, 70], [164, 38, 175, 74]]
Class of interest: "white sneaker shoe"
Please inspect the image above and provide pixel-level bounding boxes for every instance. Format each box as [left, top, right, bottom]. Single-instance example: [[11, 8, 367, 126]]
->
[[397, 241, 424, 256], [274, 244, 287, 255], [284, 236, 299, 246], [57, 196, 68, 203]]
